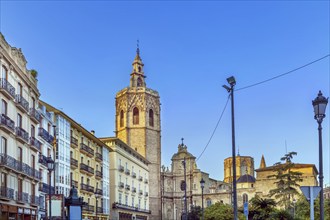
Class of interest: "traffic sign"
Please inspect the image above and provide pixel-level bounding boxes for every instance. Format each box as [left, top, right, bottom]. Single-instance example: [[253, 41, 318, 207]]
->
[[300, 186, 321, 200], [243, 202, 248, 216]]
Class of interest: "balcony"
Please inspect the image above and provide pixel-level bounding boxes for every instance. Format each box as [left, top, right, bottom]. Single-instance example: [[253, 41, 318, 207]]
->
[[125, 184, 130, 191], [145, 192, 148, 197], [144, 178, 148, 184], [0, 114, 15, 133], [0, 186, 15, 200], [16, 191, 29, 203], [0, 153, 41, 181], [39, 196, 45, 210], [15, 127, 29, 144], [30, 195, 39, 206], [132, 187, 136, 193], [139, 190, 143, 195], [125, 169, 130, 175], [112, 202, 151, 214], [0, 78, 15, 99], [118, 165, 124, 172], [118, 182, 124, 188], [29, 137, 41, 152], [80, 143, 94, 157], [29, 108, 41, 124], [96, 207, 103, 214], [95, 188, 103, 196], [38, 127, 54, 145], [39, 182, 55, 194], [80, 163, 94, 176], [38, 154, 48, 167], [132, 172, 136, 178], [82, 204, 94, 212], [15, 94, 29, 113], [70, 157, 78, 169], [80, 183, 94, 194], [71, 136, 78, 148], [71, 180, 78, 188], [95, 170, 103, 180], [138, 176, 143, 181], [95, 152, 103, 162]]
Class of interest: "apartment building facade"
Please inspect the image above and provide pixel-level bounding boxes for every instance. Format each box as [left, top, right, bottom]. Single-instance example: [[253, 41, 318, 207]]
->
[[0, 32, 45, 220], [101, 137, 150, 220], [41, 101, 111, 220]]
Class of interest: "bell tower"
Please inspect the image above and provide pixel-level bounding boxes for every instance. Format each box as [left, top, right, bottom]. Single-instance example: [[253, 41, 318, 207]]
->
[[115, 46, 161, 219]]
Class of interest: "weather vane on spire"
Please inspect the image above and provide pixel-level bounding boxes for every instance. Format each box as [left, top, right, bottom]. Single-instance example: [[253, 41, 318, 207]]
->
[[137, 39, 140, 55]]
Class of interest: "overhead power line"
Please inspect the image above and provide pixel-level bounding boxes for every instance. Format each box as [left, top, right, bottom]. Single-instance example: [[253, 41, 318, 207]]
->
[[196, 94, 230, 161], [236, 54, 330, 91], [197, 54, 329, 161]]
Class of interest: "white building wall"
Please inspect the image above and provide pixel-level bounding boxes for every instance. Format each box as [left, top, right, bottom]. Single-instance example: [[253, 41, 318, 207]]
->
[[102, 147, 110, 215]]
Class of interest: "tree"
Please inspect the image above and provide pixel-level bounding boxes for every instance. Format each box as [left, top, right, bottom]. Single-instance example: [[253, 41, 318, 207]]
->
[[204, 202, 245, 220], [249, 196, 276, 220], [269, 209, 294, 220], [268, 152, 303, 209], [187, 206, 202, 220]]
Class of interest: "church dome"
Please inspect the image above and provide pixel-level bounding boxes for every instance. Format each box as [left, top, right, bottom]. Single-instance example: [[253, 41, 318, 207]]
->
[[237, 174, 256, 183]]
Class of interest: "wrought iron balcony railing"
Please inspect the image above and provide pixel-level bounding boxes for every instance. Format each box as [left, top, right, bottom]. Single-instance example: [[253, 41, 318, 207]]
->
[[118, 182, 124, 188], [95, 170, 103, 179], [38, 154, 48, 167], [16, 191, 29, 203], [132, 187, 137, 193], [70, 157, 78, 168], [0, 78, 15, 99], [29, 108, 41, 123], [15, 94, 29, 113], [30, 195, 39, 206], [132, 172, 136, 178], [80, 163, 94, 175], [118, 165, 124, 172], [96, 207, 103, 214], [125, 169, 130, 175], [80, 183, 94, 193], [139, 190, 143, 195], [38, 127, 54, 144], [138, 176, 143, 181], [96, 152, 103, 161], [80, 143, 94, 156], [71, 136, 78, 148], [0, 153, 41, 180], [39, 182, 55, 194], [72, 180, 78, 188], [144, 178, 148, 184], [0, 186, 15, 200], [15, 127, 29, 143], [29, 137, 41, 151], [95, 188, 103, 195], [112, 202, 151, 214], [0, 114, 15, 133], [125, 184, 130, 190]]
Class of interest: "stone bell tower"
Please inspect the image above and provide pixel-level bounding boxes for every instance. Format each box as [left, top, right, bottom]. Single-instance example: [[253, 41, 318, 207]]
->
[[115, 46, 161, 219]]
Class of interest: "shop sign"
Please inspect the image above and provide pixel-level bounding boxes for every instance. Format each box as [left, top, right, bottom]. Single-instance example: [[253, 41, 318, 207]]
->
[[24, 208, 31, 214], [18, 208, 24, 214]]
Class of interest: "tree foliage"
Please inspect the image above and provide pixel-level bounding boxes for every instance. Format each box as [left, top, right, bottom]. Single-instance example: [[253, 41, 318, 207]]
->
[[268, 152, 303, 209], [204, 202, 245, 220], [249, 196, 276, 220]]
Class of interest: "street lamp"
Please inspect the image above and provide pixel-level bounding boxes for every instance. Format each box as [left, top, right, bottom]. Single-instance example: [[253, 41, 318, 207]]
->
[[200, 178, 205, 220], [292, 198, 297, 218], [47, 156, 55, 220], [223, 76, 238, 220], [312, 90, 328, 220]]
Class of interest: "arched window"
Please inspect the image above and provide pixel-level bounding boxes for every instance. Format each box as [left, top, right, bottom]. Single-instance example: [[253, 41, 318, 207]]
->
[[120, 110, 124, 127], [243, 193, 248, 204], [206, 199, 212, 207], [133, 107, 139, 125], [137, 77, 142, 87], [149, 109, 154, 127]]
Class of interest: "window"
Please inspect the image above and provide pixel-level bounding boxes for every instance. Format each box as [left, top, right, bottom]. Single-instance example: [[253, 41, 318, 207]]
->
[[1, 173, 7, 188], [1, 65, 8, 79], [31, 183, 35, 196], [125, 195, 128, 205], [81, 177, 84, 184], [87, 178, 90, 186], [133, 107, 139, 125], [0, 137, 7, 154], [18, 147, 22, 162], [138, 199, 141, 208], [17, 83, 22, 96], [31, 155, 35, 169], [119, 193, 122, 204], [17, 113, 22, 128], [132, 196, 135, 206], [18, 179, 22, 193], [120, 110, 124, 127], [31, 125, 35, 138], [206, 199, 212, 207], [149, 109, 154, 127], [32, 97, 35, 109], [1, 99, 7, 115], [47, 123, 51, 133], [243, 194, 248, 204], [137, 77, 142, 87]]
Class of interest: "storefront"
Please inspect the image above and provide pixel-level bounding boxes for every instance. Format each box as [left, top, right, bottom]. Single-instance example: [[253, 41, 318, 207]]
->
[[0, 205, 36, 220]]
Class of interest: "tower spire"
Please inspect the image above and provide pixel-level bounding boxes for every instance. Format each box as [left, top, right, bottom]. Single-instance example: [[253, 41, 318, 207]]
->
[[260, 155, 266, 169], [137, 39, 140, 56], [130, 41, 145, 87]]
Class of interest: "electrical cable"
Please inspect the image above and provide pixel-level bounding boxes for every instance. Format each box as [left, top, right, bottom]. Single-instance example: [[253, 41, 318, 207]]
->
[[236, 54, 330, 91], [196, 94, 230, 161]]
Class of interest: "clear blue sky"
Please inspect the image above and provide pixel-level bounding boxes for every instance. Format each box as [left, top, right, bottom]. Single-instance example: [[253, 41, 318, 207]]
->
[[1, 1, 329, 184]]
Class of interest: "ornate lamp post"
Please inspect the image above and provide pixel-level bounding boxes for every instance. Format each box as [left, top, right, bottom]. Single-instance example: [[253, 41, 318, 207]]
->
[[200, 178, 205, 220], [292, 198, 297, 218], [223, 76, 238, 220], [312, 90, 328, 220], [47, 157, 55, 220]]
